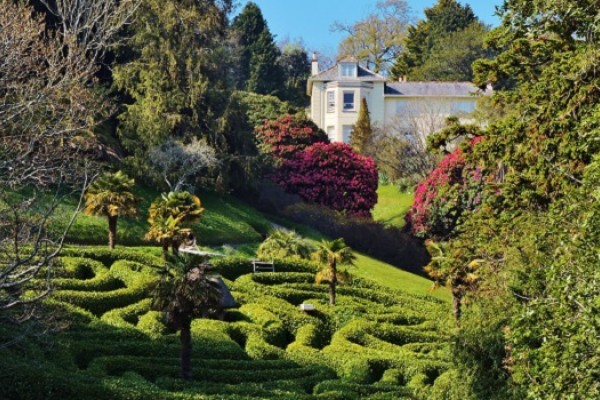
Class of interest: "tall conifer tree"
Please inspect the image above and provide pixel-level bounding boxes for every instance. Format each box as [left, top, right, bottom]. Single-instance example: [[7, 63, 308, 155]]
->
[[231, 2, 284, 96], [350, 98, 373, 154]]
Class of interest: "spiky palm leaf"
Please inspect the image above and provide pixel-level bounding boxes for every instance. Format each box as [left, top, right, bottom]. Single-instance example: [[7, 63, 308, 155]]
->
[[151, 254, 221, 380], [311, 238, 355, 305], [84, 171, 138, 248], [146, 191, 204, 257], [84, 171, 137, 218], [312, 238, 356, 269]]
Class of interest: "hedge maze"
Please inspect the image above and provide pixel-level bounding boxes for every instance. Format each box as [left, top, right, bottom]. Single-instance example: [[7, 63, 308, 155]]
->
[[1, 247, 454, 399]]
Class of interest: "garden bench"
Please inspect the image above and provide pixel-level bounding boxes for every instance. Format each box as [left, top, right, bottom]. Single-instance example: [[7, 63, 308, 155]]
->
[[252, 259, 275, 273]]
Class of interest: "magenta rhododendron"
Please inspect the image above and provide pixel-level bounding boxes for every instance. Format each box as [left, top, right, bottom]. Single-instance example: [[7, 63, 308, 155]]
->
[[406, 137, 484, 238], [275, 142, 378, 217]]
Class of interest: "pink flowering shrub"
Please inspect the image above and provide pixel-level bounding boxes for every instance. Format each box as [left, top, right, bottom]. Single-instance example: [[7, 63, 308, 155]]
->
[[405, 137, 484, 239], [275, 142, 378, 217], [254, 114, 328, 163]]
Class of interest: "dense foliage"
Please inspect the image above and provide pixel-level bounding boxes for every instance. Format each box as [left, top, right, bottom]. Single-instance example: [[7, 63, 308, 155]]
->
[[114, 0, 231, 167], [405, 138, 483, 239], [413, 1, 600, 398], [275, 143, 378, 217], [230, 2, 284, 96], [391, 0, 487, 81], [254, 114, 328, 163]]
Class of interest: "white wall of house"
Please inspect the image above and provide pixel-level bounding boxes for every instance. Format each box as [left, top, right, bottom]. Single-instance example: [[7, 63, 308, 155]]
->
[[383, 97, 477, 141], [312, 81, 385, 143]]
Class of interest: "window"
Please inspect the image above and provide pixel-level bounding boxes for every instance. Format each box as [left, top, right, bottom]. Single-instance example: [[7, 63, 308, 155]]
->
[[326, 126, 336, 142], [327, 91, 335, 113], [342, 125, 353, 144], [343, 91, 355, 111], [340, 63, 357, 77]]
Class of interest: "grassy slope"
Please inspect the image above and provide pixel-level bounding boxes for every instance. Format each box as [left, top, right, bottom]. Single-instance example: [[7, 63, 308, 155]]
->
[[53, 184, 446, 301], [372, 185, 414, 228], [56, 187, 272, 246], [252, 216, 449, 302]]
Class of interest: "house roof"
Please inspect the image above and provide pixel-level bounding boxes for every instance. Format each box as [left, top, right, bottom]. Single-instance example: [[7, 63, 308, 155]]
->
[[310, 64, 387, 82], [384, 81, 481, 97]]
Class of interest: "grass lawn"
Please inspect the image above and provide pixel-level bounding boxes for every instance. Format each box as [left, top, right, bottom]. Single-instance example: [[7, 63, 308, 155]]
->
[[372, 184, 414, 228], [350, 252, 449, 301], [231, 216, 449, 302], [52, 186, 273, 246]]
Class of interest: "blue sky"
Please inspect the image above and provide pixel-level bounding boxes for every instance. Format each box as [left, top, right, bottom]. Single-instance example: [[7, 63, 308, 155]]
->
[[235, 0, 502, 56]]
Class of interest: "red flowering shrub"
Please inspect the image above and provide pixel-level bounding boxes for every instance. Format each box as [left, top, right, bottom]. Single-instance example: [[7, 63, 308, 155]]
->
[[254, 114, 328, 163], [275, 142, 378, 217], [405, 137, 484, 239]]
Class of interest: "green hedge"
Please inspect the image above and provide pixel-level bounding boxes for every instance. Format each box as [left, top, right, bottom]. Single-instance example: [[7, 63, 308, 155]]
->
[[61, 246, 163, 268], [51, 257, 122, 291], [212, 257, 318, 281]]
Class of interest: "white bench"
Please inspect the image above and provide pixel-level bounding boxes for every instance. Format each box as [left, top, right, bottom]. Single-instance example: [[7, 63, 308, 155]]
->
[[252, 260, 275, 273]]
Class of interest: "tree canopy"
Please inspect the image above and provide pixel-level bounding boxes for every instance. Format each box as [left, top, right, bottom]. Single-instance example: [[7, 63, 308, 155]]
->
[[231, 2, 284, 96], [333, 0, 411, 74], [391, 0, 486, 81]]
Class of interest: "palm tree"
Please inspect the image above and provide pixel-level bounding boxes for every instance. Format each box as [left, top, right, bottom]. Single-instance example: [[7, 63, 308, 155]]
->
[[151, 254, 221, 380], [146, 191, 204, 259], [256, 228, 314, 260], [84, 171, 138, 249], [424, 240, 480, 322], [312, 238, 356, 306]]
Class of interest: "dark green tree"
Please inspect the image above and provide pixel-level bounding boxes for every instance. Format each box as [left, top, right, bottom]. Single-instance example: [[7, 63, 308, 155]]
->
[[277, 41, 310, 107], [410, 22, 490, 81], [231, 2, 284, 96], [151, 254, 221, 380], [391, 0, 481, 81], [350, 98, 372, 154], [113, 0, 233, 171]]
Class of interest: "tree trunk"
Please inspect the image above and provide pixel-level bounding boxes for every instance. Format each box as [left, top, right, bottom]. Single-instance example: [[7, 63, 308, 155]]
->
[[108, 215, 118, 250], [161, 241, 169, 260], [329, 261, 337, 306], [452, 290, 462, 323], [180, 317, 192, 380]]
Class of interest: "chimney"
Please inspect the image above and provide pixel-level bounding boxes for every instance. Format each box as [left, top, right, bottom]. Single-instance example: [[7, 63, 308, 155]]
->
[[311, 52, 319, 76]]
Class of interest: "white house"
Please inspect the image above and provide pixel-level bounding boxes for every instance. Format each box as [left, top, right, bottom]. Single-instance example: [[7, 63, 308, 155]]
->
[[307, 54, 487, 143]]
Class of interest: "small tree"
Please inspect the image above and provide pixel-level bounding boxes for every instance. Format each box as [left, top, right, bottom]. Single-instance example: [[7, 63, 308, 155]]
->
[[256, 228, 313, 260], [312, 238, 355, 306], [148, 138, 218, 192], [350, 98, 372, 154], [84, 171, 138, 249], [146, 192, 204, 259], [424, 240, 480, 322], [151, 254, 221, 380]]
